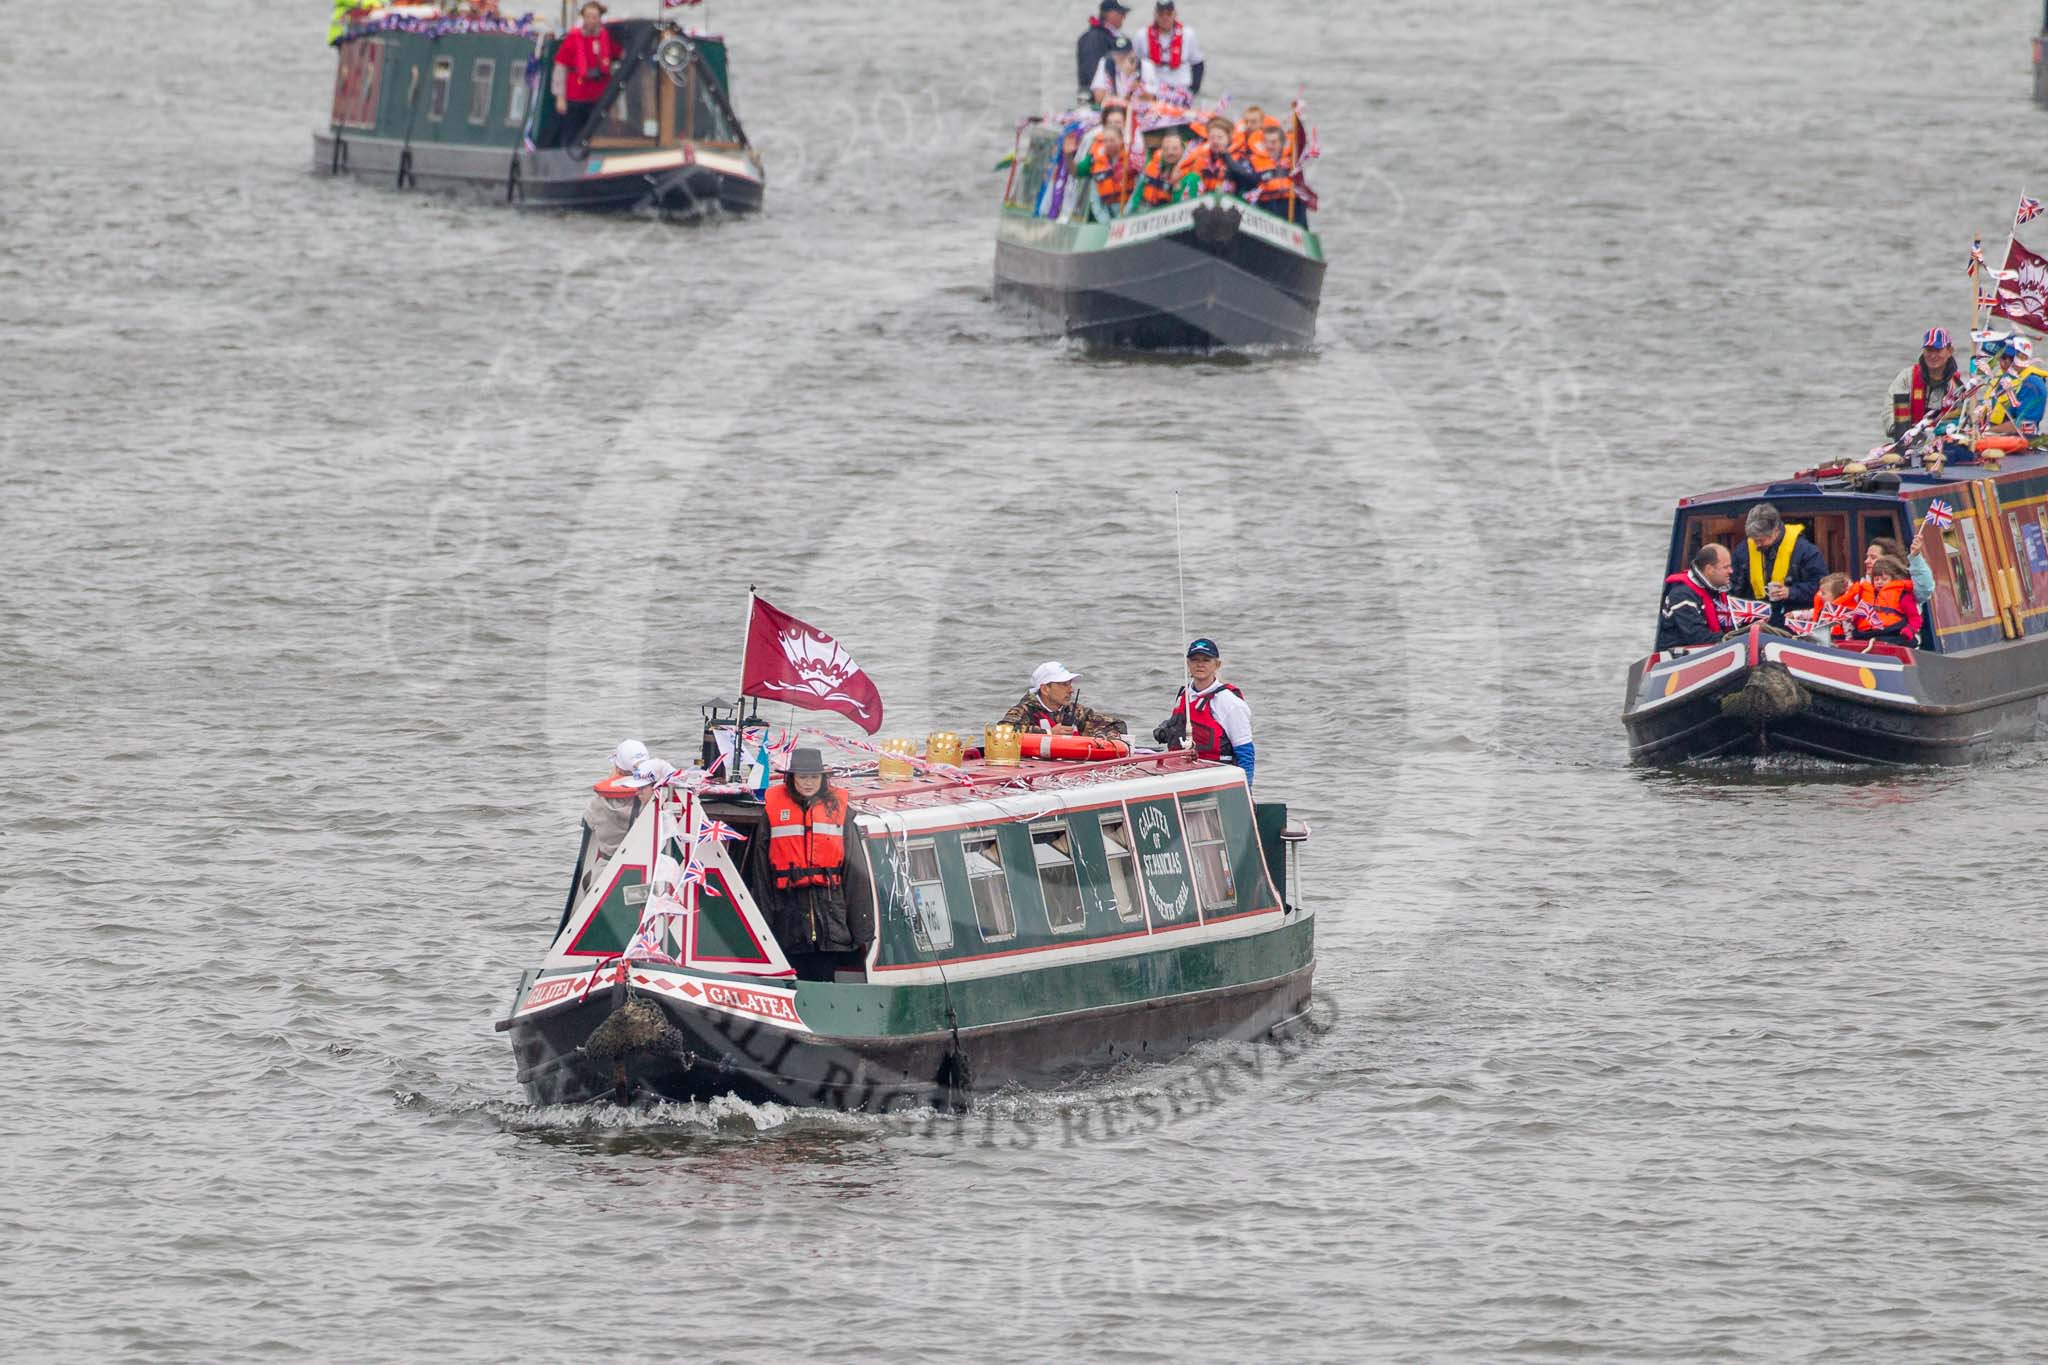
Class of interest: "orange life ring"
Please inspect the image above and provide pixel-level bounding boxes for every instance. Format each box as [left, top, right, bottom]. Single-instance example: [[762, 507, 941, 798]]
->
[[1016, 733, 1131, 761], [1974, 434, 2029, 453]]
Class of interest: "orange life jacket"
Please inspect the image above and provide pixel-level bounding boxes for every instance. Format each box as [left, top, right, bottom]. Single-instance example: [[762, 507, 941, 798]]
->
[[1090, 137, 1137, 202], [591, 775, 644, 799], [1246, 149, 1300, 215], [1140, 147, 1181, 204], [1177, 142, 1231, 193], [1862, 579, 1918, 636], [764, 786, 848, 892]]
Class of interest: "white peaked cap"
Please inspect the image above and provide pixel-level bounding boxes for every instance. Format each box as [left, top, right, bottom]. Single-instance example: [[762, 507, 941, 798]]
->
[[611, 738, 650, 773], [1031, 661, 1081, 690]]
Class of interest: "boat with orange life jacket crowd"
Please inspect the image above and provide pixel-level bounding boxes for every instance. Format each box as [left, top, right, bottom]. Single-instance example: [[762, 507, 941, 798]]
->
[[993, 89, 1326, 350], [500, 598, 1314, 1112], [1624, 332, 2048, 764], [313, 3, 763, 216]]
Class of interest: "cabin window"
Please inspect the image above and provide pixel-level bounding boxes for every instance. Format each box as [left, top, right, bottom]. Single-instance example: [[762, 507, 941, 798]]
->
[[1030, 825, 1087, 934], [1099, 816, 1145, 925], [1182, 800, 1236, 912], [1939, 523, 1976, 617], [903, 841, 952, 952], [2008, 513, 2038, 604], [507, 71, 531, 127], [467, 58, 495, 124], [962, 834, 1016, 942], [686, 68, 738, 143], [428, 57, 453, 120], [1859, 512, 1904, 563]]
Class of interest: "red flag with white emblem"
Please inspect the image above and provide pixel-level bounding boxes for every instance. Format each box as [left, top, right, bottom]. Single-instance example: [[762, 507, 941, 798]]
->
[[740, 594, 885, 734], [1990, 236, 2048, 333]]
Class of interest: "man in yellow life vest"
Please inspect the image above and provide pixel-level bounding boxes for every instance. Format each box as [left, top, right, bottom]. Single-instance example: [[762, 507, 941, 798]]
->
[[328, 0, 375, 44], [1743, 502, 1827, 628]]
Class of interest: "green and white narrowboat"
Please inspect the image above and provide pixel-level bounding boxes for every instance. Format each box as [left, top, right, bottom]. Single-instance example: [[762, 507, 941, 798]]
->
[[313, 12, 762, 215], [500, 749, 1313, 1111], [994, 118, 1325, 350]]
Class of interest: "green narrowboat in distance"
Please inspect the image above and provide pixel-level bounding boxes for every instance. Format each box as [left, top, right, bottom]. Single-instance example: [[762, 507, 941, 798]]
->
[[313, 12, 763, 215], [500, 748, 1315, 1111], [994, 118, 1325, 351]]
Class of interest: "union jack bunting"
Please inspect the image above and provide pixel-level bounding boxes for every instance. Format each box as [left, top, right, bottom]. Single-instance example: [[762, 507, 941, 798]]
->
[[696, 819, 744, 844], [1850, 602, 1883, 630], [677, 859, 709, 890], [2020, 195, 2043, 225], [1925, 499, 1957, 528], [1803, 603, 1852, 636], [1968, 238, 1985, 276], [1724, 596, 1773, 627]]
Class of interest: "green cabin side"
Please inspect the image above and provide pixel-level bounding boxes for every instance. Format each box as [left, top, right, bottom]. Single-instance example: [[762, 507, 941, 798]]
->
[[862, 784, 1285, 971], [328, 26, 743, 152]]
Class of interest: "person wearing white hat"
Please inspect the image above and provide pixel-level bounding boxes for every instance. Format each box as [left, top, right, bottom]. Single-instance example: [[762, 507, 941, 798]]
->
[[999, 662, 1128, 738], [578, 737, 658, 890]]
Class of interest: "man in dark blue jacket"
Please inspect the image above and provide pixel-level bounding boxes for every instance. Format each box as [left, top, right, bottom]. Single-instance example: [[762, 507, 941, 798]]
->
[[1076, 1, 1131, 96], [1742, 502, 1828, 628]]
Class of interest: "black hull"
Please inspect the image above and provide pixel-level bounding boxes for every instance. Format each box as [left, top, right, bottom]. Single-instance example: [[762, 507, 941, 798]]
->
[[312, 132, 763, 216], [510, 962, 1316, 1112], [1623, 633, 2048, 765], [994, 206, 1324, 350]]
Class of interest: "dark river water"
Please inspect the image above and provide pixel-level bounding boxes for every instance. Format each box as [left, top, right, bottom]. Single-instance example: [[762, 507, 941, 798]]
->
[[8, 0, 2048, 1359]]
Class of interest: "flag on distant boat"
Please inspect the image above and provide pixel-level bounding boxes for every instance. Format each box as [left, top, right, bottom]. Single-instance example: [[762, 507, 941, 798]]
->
[[740, 594, 885, 734], [1925, 499, 1957, 529], [1968, 237, 1985, 277], [2019, 195, 2043, 226], [1990, 237, 2048, 332], [1724, 597, 1773, 627]]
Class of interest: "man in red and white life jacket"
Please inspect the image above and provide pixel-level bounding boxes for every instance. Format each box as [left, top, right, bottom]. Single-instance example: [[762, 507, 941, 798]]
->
[[1885, 326, 1961, 439], [1655, 544, 1734, 652], [551, 0, 620, 145], [1138, 0, 1204, 100], [1151, 638, 1254, 783]]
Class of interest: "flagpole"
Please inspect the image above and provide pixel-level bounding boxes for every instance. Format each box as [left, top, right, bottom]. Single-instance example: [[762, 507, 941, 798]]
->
[[1173, 489, 1191, 750], [735, 584, 756, 754]]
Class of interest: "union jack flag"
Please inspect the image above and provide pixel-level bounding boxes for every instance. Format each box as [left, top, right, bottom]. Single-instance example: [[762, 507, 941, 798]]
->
[[677, 859, 709, 890], [1968, 237, 1985, 276], [1850, 602, 1884, 630], [1925, 499, 1957, 528], [1724, 596, 1773, 627], [697, 819, 743, 844], [2019, 195, 2043, 225], [1803, 602, 1852, 636]]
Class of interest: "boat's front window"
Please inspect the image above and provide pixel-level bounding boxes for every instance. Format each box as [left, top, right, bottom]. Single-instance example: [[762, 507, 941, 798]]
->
[[588, 67, 660, 146], [1182, 800, 1236, 912], [1098, 816, 1145, 925], [2007, 512, 2038, 604], [1030, 826, 1086, 933], [681, 67, 738, 144], [903, 841, 953, 951], [963, 835, 1016, 942]]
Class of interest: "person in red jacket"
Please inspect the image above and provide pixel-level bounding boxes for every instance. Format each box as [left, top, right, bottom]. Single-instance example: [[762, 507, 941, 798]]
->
[[552, 1, 620, 145]]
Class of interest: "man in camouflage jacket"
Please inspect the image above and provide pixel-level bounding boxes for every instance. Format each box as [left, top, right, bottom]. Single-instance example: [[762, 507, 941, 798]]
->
[[1000, 661, 1128, 738]]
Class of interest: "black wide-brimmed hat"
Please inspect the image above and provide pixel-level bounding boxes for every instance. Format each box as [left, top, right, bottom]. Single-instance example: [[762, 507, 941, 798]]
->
[[788, 747, 825, 776]]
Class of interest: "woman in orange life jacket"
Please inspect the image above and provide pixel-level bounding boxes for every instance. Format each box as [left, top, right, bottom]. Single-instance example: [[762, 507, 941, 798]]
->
[[1176, 114, 1257, 197], [1138, 128, 1187, 206], [1246, 122, 1310, 227], [1848, 556, 1923, 645], [762, 747, 866, 981]]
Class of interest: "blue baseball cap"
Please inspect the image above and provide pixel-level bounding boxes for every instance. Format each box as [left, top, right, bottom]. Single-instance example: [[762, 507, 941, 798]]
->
[[1186, 638, 1220, 659]]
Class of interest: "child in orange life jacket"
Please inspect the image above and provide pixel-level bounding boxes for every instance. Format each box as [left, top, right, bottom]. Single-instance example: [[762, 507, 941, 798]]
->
[[1810, 573, 1851, 638], [1228, 105, 1266, 156], [1177, 115, 1253, 196], [1850, 557, 1923, 645]]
